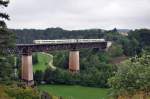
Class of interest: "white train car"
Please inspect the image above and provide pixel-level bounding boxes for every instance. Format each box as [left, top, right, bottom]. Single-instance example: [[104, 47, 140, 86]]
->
[[33, 39, 105, 44], [33, 39, 76, 44], [77, 39, 105, 43]]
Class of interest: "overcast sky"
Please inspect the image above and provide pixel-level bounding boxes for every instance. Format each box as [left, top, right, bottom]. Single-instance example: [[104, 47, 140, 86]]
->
[[6, 0, 150, 30]]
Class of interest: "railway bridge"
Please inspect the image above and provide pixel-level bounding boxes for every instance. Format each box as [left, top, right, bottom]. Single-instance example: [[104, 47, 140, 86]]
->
[[6, 39, 110, 86]]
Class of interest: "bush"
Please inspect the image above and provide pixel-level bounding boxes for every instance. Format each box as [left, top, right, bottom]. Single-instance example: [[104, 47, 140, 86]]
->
[[33, 53, 38, 65], [34, 70, 43, 84], [0, 85, 40, 99], [108, 43, 123, 57], [43, 63, 116, 88], [7, 86, 40, 99], [108, 51, 150, 97]]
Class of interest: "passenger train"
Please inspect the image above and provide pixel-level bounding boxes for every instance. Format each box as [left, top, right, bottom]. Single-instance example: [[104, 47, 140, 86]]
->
[[33, 39, 105, 44]]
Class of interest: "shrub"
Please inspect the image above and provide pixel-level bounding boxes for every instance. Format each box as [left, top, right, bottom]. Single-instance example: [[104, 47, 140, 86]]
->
[[108, 52, 150, 97]]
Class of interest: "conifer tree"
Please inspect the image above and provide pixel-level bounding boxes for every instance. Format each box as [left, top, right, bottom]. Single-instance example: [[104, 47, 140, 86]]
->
[[0, 0, 15, 82]]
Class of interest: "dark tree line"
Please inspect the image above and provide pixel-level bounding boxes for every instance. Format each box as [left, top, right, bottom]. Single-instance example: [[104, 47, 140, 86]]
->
[[13, 28, 104, 44]]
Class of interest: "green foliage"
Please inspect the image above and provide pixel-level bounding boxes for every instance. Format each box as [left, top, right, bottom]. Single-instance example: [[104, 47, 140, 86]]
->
[[126, 29, 150, 56], [0, 85, 40, 99], [53, 51, 68, 69], [105, 31, 121, 42], [34, 70, 43, 84], [43, 62, 116, 88], [108, 52, 150, 96], [123, 38, 140, 56], [0, 0, 15, 82], [6, 87, 40, 99], [0, 56, 14, 82], [129, 29, 150, 47], [0, 85, 12, 99], [33, 53, 39, 65], [105, 29, 150, 56], [14, 28, 104, 44], [108, 43, 123, 57], [43, 68, 74, 84], [104, 29, 127, 45]]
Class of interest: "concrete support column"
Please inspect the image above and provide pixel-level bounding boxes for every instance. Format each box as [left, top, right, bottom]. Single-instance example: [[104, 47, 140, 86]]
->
[[21, 54, 34, 86], [69, 51, 80, 73]]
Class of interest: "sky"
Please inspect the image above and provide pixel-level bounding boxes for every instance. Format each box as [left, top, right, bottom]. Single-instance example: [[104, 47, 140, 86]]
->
[[5, 0, 150, 30]]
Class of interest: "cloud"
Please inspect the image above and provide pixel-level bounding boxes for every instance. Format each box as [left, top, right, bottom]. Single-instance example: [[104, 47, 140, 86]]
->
[[6, 0, 150, 30]]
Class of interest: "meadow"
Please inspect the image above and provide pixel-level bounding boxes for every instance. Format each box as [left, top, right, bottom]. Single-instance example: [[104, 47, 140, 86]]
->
[[33, 52, 54, 72], [38, 85, 109, 99]]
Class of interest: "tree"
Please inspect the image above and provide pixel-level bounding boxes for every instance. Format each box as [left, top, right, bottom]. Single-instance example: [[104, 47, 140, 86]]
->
[[108, 43, 123, 57], [34, 70, 43, 84], [53, 51, 68, 69], [0, 0, 10, 28], [0, 0, 15, 82], [108, 51, 150, 97], [112, 28, 117, 33], [32, 53, 38, 65], [127, 29, 150, 55]]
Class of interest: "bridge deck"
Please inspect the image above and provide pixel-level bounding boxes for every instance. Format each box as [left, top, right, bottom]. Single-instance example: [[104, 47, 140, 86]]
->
[[7, 41, 107, 54]]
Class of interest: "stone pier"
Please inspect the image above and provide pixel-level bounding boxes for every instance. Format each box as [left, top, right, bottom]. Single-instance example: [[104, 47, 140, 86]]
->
[[69, 51, 80, 73], [21, 54, 34, 86]]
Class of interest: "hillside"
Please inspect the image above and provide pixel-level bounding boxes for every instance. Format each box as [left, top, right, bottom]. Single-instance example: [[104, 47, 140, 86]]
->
[[12, 28, 104, 44], [33, 52, 55, 72]]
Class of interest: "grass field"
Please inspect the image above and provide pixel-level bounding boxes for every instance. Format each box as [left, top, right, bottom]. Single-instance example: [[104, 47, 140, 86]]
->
[[33, 52, 54, 72], [38, 85, 109, 99]]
